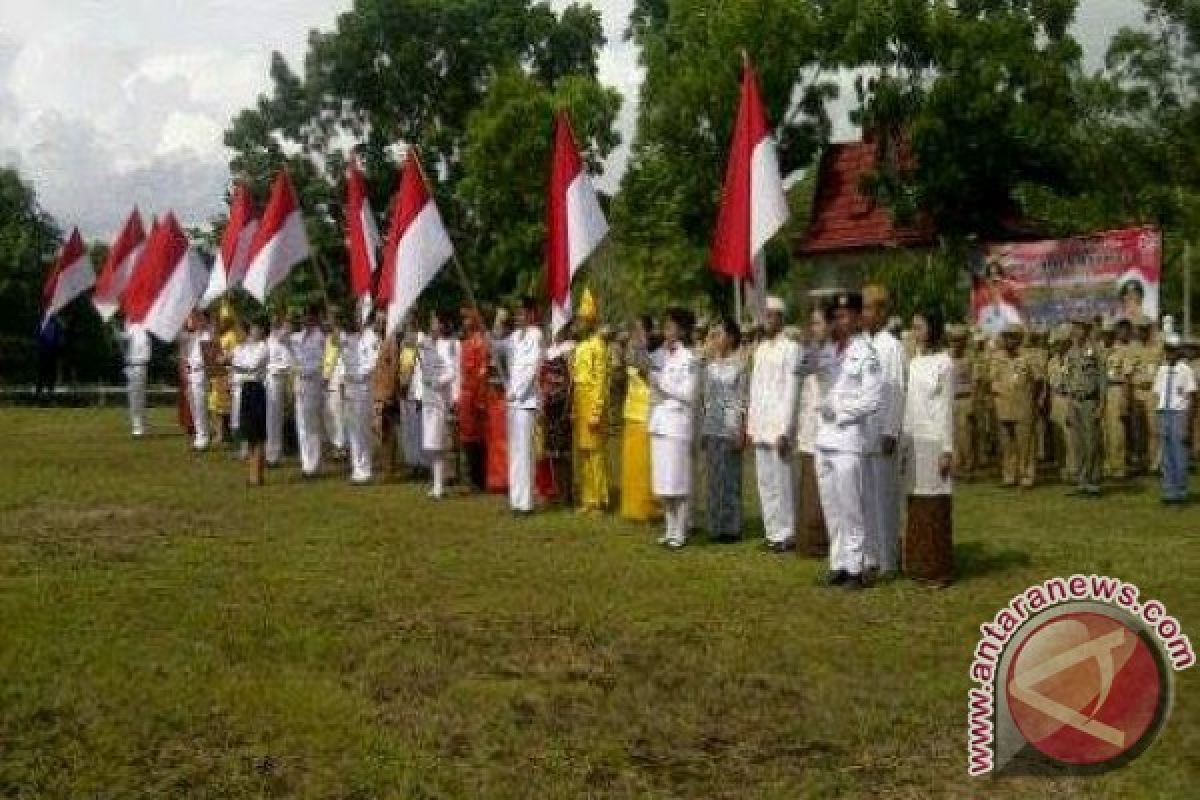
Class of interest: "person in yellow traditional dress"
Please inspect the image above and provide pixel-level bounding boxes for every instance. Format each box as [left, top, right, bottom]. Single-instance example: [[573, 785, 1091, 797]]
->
[[620, 315, 657, 521], [572, 289, 610, 511], [208, 301, 242, 447]]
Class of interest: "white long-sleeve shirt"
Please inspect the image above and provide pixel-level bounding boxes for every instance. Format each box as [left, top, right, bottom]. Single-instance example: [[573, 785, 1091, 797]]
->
[[122, 323, 152, 366], [416, 335, 459, 412], [746, 334, 802, 444], [289, 327, 326, 380], [506, 326, 544, 410], [267, 331, 293, 377], [648, 343, 699, 440], [868, 328, 907, 453], [339, 330, 381, 384], [814, 334, 883, 454], [903, 352, 954, 453]]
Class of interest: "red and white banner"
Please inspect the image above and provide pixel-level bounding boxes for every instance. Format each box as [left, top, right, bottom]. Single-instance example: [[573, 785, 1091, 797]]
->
[[711, 59, 790, 322], [201, 182, 258, 307], [243, 170, 310, 303], [43, 227, 96, 326], [377, 153, 454, 339], [123, 214, 208, 342], [971, 227, 1162, 335], [546, 110, 608, 335], [92, 210, 146, 321], [346, 160, 382, 300]]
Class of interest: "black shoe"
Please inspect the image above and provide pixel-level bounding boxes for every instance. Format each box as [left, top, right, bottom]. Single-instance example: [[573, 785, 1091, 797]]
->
[[842, 573, 866, 591], [766, 540, 795, 554], [711, 533, 742, 544], [824, 569, 849, 587]]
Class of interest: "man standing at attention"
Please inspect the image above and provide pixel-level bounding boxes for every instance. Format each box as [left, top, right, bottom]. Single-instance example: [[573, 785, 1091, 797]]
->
[[506, 297, 544, 513], [181, 310, 213, 451], [121, 319, 152, 438], [291, 304, 327, 478], [990, 323, 1036, 488], [746, 296, 803, 553], [861, 285, 906, 576], [1065, 317, 1107, 496], [815, 293, 883, 589], [572, 289, 610, 512]]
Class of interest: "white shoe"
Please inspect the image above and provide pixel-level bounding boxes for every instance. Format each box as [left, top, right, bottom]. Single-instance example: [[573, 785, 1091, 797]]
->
[[656, 535, 669, 546]]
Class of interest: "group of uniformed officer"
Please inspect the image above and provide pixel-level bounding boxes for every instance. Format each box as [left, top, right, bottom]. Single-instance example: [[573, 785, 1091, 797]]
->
[[945, 316, 1184, 494]]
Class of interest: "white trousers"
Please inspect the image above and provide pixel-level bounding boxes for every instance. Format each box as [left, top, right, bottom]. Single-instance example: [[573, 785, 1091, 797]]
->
[[265, 373, 287, 464], [662, 498, 690, 546], [755, 446, 795, 544], [507, 407, 536, 511], [325, 385, 345, 450], [866, 453, 900, 572], [295, 376, 323, 475], [817, 449, 868, 575], [187, 370, 209, 449], [343, 382, 372, 482], [230, 381, 243, 433], [126, 364, 147, 436]]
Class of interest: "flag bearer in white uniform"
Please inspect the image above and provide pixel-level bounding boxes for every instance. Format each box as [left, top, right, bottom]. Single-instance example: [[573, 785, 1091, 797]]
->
[[815, 292, 884, 590], [122, 321, 152, 437], [862, 285, 907, 575], [746, 296, 803, 552], [505, 297, 544, 513], [418, 311, 460, 498], [339, 311, 380, 485], [648, 308, 699, 549], [182, 311, 213, 450], [265, 314, 293, 467], [290, 304, 327, 477]]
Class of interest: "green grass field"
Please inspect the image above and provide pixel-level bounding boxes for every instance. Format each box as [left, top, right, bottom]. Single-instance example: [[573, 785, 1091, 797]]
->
[[0, 408, 1196, 798]]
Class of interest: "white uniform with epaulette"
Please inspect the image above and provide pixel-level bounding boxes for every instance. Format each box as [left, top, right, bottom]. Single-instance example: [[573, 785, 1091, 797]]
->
[[505, 325, 544, 512], [648, 342, 699, 546], [815, 333, 884, 578], [290, 326, 326, 476], [340, 328, 380, 484], [867, 328, 907, 573]]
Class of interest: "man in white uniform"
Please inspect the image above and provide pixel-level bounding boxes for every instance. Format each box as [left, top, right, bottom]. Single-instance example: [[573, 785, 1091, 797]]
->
[[323, 316, 346, 459], [339, 311, 380, 485], [505, 297, 544, 513], [290, 305, 327, 477], [265, 314, 293, 467], [816, 292, 884, 590], [182, 311, 212, 450], [122, 321, 151, 437], [418, 311, 460, 498], [746, 296, 803, 552], [862, 285, 906, 575]]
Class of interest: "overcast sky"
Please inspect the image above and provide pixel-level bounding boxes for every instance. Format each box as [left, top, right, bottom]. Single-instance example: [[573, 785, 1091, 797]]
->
[[0, 0, 1143, 239]]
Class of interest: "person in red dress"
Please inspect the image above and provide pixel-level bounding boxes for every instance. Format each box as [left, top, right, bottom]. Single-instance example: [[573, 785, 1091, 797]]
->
[[457, 308, 489, 491], [485, 308, 512, 493]]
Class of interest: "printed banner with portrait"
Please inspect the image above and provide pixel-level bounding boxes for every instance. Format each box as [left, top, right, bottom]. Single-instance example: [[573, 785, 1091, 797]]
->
[[970, 227, 1161, 336]]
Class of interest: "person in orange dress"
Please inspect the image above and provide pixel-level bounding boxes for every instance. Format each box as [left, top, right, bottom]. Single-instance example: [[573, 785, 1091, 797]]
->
[[485, 309, 512, 494], [458, 308, 490, 491]]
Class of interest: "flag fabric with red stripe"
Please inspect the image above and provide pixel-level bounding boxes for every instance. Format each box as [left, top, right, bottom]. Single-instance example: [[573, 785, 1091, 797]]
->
[[43, 227, 96, 326], [377, 153, 453, 339], [345, 160, 382, 299], [123, 213, 207, 342], [201, 183, 259, 307], [242, 170, 310, 303], [546, 110, 608, 335], [92, 210, 145, 321], [710, 60, 790, 321]]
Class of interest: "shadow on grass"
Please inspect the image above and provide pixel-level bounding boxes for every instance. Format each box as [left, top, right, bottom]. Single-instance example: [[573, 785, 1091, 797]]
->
[[954, 540, 1032, 582]]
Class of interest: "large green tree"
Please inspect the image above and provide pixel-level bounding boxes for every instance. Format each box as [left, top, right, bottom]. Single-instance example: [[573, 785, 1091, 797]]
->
[[613, 0, 836, 314], [223, 0, 619, 316]]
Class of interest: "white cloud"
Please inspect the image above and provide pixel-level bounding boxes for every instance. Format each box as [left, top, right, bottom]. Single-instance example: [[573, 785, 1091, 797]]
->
[[0, 0, 1147, 238]]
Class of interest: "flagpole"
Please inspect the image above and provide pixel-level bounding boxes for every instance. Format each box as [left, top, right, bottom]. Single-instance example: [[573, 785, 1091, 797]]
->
[[409, 147, 484, 319]]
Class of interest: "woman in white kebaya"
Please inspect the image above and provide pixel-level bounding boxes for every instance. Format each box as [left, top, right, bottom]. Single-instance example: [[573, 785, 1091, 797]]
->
[[647, 308, 699, 549], [900, 308, 955, 585], [231, 318, 270, 486]]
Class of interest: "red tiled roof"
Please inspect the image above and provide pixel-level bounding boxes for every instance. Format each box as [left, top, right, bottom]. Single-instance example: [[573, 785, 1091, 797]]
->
[[797, 138, 936, 255]]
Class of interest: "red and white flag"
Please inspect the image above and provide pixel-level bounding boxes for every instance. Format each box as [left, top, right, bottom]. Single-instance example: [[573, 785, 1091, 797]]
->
[[42, 227, 96, 326], [242, 170, 310, 303], [710, 59, 790, 322], [345, 160, 382, 300], [92, 210, 146, 321], [201, 182, 259, 307], [546, 110, 608, 335], [377, 153, 454, 339], [123, 213, 208, 342]]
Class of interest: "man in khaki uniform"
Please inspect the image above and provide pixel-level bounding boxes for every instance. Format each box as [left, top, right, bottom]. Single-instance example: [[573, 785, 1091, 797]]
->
[[972, 332, 996, 470], [1065, 318, 1107, 495], [1022, 326, 1049, 472], [1102, 319, 1134, 478], [948, 325, 976, 479], [990, 323, 1037, 487], [1045, 326, 1076, 482], [1130, 319, 1162, 473]]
